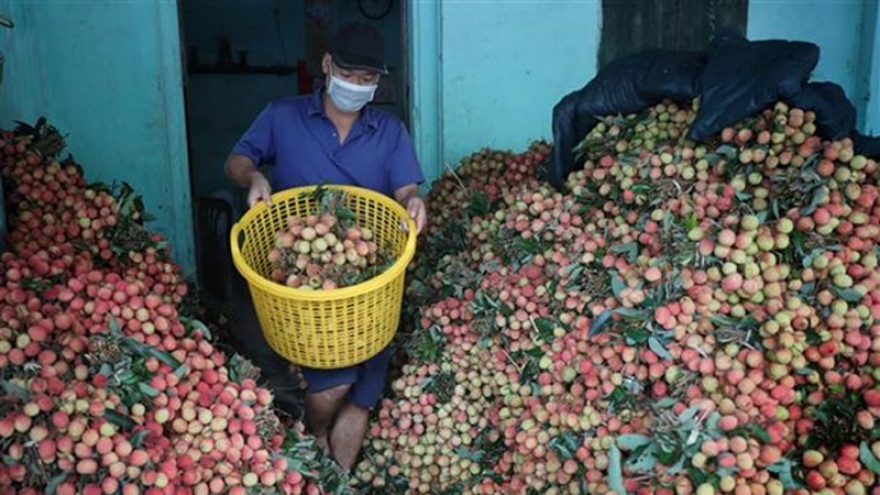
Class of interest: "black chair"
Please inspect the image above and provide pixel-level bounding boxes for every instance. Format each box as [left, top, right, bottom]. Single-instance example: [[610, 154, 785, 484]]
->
[[194, 196, 235, 302]]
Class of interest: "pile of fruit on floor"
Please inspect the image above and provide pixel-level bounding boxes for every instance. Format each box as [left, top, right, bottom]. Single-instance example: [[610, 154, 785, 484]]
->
[[3, 94, 880, 495]]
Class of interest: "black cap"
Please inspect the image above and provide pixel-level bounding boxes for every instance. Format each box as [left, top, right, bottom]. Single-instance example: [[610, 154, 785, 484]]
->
[[331, 22, 389, 75]]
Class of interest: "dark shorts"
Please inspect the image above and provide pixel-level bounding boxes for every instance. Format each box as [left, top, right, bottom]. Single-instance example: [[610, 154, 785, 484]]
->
[[299, 345, 394, 409]]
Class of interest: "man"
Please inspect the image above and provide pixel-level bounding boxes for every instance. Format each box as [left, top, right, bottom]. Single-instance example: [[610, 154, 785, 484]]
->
[[224, 22, 427, 471]]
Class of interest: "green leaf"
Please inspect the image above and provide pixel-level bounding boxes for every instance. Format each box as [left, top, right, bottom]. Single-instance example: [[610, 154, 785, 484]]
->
[[611, 242, 639, 264], [655, 397, 677, 409], [617, 434, 652, 451], [684, 212, 698, 231], [0, 380, 32, 401], [173, 365, 189, 379], [145, 346, 183, 370], [131, 429, 149, 448], [860, 441, 880, 475], [801, 187, 825, 216], [805, 328, 822, 345], [183, 318, 212, 340], [108, 316, 123, 337], [336, 206, 357, 222], [611, 273, 627, 299], [734, 423, 772, 443], [627, 445, 659, 473], [624, 327, 651, 345], [662, 210, 674, 236], [687, 467, 718, 488], [45, 473, 68, 495], [548, 431, 582, 462], [138, 383, 159, 397], [515, 237, 545, 256], [104, 410, 136, 431], [534, 318, 556, 342], [716, 145, 737, 161], [467, 191, 492, 218], [524, 347, 544, 359], [615, 308, 645, 319], [709, 315, 738, 327], [282, 455, 317, 479], [499, 304, 514, 318], [768, 459, 802, 489], [648, 337, 673, 360], [706, 412, 721, 436], [548, 437, 574, 460], [608, 443, 627, 495], [772, 198, 782, 220], [667, 456, 686, 475], [588, 310, 614, 337], [799, 281, 816, 295], [715, 466, 739, 477], [831, 286, 863, 303], [756, 210, 770, 224], [679, 406, 701, 425], [0, 15, 14, 29]]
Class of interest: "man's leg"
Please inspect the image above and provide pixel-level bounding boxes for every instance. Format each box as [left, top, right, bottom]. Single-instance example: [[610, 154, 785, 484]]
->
[[305, 384, 350, 453], [301, 366, 357, 454], [329, 402, 370, 470], [330, 346, 394, 470]]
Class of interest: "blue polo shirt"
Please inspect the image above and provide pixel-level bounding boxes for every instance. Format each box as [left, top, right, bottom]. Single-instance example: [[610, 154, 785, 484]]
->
[[232, 88, 425, 198]]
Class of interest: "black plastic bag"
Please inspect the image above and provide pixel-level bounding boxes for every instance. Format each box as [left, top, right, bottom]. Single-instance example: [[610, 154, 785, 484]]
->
[[786, 82, 856, 141], [688, 35, 820, 141], [548, 50, 705, 188], [854, 132, 880, 159]]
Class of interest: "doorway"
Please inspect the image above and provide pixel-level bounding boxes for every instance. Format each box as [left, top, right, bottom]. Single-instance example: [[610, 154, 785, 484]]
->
[[177, 0, 410, 303], [176, 2, 408, 407]]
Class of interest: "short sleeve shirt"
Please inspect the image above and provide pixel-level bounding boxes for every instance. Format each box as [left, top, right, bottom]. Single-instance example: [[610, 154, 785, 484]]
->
[[231, 88, 425, 197]]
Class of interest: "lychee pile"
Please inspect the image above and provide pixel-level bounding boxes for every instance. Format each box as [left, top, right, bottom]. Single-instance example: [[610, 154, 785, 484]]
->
[[0, 120, 350, 495], [268, 209, 386, 291], [355, 100, 880, 495]]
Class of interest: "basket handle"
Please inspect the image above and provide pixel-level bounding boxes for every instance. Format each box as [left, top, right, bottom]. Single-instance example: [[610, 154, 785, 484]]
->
[[230, 221, 245, 263]]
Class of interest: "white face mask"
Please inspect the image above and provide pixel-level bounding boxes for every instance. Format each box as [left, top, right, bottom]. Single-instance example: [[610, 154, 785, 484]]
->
[[327, 68, 378, 114]]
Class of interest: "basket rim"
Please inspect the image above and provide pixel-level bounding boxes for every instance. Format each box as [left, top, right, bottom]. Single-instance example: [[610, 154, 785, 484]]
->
[[230, 184, 417, 301]]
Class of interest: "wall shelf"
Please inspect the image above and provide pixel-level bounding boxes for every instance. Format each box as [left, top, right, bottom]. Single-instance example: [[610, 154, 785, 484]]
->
[[188, 65, 298, 75]]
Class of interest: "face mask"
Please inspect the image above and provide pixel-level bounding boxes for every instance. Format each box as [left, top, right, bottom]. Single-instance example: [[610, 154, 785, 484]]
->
[[327, 70, 378, 113]]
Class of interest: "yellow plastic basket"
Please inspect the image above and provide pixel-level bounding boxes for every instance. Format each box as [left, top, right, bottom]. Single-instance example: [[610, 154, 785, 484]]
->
[[230, 185, 417, 369]]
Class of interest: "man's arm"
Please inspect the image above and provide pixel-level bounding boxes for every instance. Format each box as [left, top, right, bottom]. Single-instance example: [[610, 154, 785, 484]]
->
[[394, 183, 426, 234], [225, 153, 272, 207], [225, 153, 258, 187]]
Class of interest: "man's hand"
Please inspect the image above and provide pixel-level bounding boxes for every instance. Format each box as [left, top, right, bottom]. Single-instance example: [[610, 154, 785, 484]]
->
[[394, 184, 427, 235], [404, 195, 427, 234], [247, 171, 272, 208]]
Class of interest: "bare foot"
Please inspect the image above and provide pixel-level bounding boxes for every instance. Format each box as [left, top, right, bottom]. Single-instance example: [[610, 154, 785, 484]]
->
[[315, 435, 330, 455]]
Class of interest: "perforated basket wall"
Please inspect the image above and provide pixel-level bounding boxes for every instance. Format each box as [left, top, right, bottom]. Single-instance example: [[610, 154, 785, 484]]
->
[[230, 185, 416, 369]]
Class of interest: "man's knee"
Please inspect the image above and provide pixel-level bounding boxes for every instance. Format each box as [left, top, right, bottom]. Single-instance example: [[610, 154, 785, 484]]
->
[[308, 383, 351, 404]]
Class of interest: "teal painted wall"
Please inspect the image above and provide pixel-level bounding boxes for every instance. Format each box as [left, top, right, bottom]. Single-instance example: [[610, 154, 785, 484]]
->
[[413, 0, 601, 181], [748, 0, 868, 122], [859, 0, 880, 134], [0, 0, 195, 275]]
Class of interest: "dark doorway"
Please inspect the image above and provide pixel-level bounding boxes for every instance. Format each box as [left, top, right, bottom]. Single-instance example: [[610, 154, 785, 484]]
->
[[176, 0, 409, 414], [177, 0, 409, 300]]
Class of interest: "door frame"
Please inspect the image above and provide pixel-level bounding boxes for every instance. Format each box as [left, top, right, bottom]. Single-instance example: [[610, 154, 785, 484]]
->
[[406, 0, 443, 184]]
